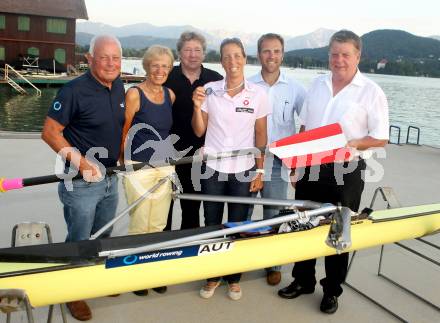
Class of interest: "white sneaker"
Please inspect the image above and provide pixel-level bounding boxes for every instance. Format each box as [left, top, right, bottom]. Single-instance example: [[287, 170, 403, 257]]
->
[[199, 281, 220, 299], [227, 283, 242, 300]]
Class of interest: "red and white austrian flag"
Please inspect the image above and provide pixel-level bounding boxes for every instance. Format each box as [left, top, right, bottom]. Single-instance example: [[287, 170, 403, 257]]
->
[[269, 123, 353, 168]]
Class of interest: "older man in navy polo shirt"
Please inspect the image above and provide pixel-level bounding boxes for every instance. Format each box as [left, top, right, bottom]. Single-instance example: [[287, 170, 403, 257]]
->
[[41, 35, 125, 321]]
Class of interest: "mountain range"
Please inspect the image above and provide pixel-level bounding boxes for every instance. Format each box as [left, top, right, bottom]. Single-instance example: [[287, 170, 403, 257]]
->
[[76, 22, 336, 54], [76, 22, 440, 64], [284, 30, 440, 61], [76, 32, 178, 51]]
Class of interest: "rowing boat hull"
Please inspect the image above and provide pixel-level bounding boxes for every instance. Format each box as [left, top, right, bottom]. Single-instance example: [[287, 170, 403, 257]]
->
[[1, 204, 439, 307]]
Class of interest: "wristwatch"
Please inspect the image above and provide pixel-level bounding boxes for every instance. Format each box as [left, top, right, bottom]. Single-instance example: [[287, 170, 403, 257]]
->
[[256, 168, 265, 174]]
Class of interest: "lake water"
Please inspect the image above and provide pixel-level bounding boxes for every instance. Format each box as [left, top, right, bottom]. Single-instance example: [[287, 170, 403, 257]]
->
[[1, 61, 439, 147]]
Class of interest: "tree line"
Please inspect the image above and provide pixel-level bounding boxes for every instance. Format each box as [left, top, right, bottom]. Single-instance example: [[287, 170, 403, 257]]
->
[[76, 45, 221, 63], [75, 45, 440, 77]]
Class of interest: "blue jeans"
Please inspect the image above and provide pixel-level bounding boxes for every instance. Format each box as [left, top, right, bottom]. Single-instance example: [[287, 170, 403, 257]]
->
[[202, 166, 252, 283], [202, 166, 252, 225], [58, 174, 119, 242], [248, 155, 288, 272], [261, 155, 289, 219]]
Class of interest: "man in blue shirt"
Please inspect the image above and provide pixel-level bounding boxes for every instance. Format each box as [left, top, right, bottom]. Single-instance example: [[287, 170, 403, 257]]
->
[[248, 33, 306, 286], [41, 35, 125, 321]]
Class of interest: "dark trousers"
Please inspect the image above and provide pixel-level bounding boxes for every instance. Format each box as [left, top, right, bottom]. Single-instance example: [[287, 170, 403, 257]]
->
[[292, 159, 366, 297], [203, 166, 252, 283], [165, 163, 202, 230]]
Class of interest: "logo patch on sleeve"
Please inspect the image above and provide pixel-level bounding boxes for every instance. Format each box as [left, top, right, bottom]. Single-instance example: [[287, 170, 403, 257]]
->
[[53, 101, 62, 111]]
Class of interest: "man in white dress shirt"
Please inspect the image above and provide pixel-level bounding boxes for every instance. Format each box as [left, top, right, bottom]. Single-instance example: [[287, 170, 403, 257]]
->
[[248, 33, 306, 286], [277, 30, 389, 314]]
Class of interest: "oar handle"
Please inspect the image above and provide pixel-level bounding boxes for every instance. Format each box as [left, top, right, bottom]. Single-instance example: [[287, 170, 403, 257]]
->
[[1, 164, 134, 192]]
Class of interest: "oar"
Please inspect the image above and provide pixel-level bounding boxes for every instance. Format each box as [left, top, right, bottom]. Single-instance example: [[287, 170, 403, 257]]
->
[[1, 123, 348, 193], [0, 147, 263, 193]]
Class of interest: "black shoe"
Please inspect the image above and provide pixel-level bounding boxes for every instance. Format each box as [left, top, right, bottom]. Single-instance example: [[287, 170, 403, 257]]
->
[[152, 286, 167, 294], [133, 289, 149, 296], [278, 282, 315, 299], [320, 295, 338, 314]]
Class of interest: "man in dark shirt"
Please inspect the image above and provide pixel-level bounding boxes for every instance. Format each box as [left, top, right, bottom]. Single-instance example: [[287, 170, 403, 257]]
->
[[41, 35, 125, 321], [164, 31, 223, 230]]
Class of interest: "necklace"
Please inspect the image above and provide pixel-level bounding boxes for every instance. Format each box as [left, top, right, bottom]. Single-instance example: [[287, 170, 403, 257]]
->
[[224, 81, 244, 92], [205, 81, 245, 97]]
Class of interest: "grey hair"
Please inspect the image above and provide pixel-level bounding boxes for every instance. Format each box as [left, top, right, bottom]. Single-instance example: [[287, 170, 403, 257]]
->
[[89, 35, 122, 56], [177, 31, 207, 53], [220, 38, 246, 59], [329, 30, 362, 52]]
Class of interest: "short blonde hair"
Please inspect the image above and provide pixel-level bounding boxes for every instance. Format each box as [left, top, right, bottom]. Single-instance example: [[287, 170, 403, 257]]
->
[[142, 45, 174, 73]]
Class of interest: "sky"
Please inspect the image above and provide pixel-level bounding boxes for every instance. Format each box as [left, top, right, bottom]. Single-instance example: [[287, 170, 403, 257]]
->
[[83, 0, 440, 37]]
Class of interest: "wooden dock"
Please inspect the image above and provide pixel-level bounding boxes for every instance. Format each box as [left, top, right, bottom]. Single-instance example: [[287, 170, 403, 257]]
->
[[0, 73, 145, 88], [120, 74, 146, 83]]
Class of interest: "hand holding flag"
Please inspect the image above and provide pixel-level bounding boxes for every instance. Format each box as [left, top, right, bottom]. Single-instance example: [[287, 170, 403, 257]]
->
[[269, 123, 354, 169]]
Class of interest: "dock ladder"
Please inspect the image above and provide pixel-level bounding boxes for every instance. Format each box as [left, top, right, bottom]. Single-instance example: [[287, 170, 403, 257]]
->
[[389, 124, 421, 145], [3, 64, 41, 96]]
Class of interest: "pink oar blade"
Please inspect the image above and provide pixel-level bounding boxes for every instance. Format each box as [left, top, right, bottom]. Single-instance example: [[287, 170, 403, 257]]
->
[[0, 178, 24, 192]]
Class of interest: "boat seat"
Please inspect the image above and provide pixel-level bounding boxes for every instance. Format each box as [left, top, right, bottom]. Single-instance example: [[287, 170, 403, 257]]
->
[[11, 222, 52, 247], [4, 222, 67, 323]]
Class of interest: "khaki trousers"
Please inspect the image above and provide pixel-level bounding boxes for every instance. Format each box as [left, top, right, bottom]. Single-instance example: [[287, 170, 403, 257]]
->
[[123, 164, 174, 234]]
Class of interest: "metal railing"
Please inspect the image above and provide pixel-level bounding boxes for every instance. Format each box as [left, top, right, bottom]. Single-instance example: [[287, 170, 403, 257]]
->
[[389, 124, 421, 146], [406, 126, 420, 145], [389, 125, 401, 145], [345, 187, 439, 322], [67, 64, 78, 75], [4, 64, 41, 96]]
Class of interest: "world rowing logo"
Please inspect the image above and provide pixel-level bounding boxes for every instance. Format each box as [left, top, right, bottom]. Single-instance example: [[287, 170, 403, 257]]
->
[[123, 255, 138, 265]]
